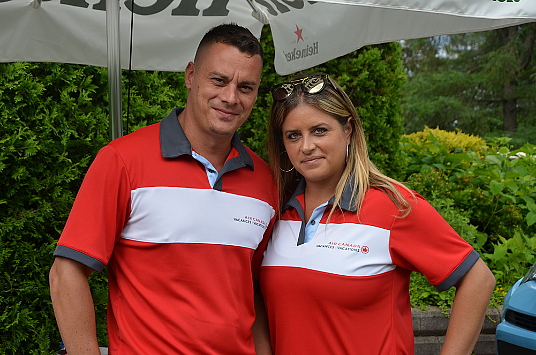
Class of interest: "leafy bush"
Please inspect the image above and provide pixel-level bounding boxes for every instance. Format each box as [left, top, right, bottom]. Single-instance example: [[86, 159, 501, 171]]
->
[[484, 231, 536, 285], [0, 62, 186, 354], [402, 129, 536, 311], [403, 132, 536, 242], [404, 126, 487, 154], [0, 62, 107, 354]]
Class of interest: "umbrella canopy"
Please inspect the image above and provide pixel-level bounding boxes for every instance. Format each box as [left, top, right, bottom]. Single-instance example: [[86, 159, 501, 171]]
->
[[1, 0, 535, 138], [1, 0, 535, 75]]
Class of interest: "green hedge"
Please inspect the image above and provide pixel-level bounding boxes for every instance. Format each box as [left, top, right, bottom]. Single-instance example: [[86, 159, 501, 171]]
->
[[0, 34, 407, 353], [0, 62, 187, 354], [403, 130, 536, 310]]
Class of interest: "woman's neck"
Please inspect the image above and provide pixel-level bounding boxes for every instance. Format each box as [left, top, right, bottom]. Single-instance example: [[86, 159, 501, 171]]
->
[[303, 182, 336, 221]]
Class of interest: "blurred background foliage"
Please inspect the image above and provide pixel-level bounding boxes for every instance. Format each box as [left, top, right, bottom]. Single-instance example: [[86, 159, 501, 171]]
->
[[402, 23, 536, 145]]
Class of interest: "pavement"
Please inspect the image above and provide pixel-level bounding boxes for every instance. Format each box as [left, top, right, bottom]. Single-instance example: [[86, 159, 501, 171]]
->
[[413, 307, 502, 355]]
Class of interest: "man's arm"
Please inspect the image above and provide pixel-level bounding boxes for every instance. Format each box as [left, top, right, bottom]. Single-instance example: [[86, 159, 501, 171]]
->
[[252, 288, 272, 355], [49, 256, 101, 355], [440, 258, 496, 355]]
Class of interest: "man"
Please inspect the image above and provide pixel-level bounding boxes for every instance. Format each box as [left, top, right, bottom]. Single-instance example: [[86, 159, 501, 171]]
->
[[49, 23, 276, 354]]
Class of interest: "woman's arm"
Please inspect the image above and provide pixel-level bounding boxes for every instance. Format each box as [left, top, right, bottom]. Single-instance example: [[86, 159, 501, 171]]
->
[[440, 258, 496, 355]]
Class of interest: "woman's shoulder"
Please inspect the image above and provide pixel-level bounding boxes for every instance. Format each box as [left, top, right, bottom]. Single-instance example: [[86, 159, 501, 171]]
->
[[366, 184, 419, 202]]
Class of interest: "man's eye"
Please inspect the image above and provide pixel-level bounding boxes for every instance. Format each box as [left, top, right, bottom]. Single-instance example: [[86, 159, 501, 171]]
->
[[240, 85, 254, 93]]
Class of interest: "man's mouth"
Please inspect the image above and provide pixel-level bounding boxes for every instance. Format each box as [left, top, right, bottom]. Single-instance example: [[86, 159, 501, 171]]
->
[[214, 108, 238, 120]]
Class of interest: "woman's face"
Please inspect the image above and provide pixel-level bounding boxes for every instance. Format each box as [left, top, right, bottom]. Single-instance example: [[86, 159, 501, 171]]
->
[[282, 104, 351, 190]]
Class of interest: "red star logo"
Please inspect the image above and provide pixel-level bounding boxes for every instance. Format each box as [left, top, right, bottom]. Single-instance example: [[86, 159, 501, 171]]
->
[[294, 24, 304, 43]]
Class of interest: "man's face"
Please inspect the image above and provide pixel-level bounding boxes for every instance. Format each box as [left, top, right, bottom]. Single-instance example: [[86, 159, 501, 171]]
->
[[184, 42, 263, 138]]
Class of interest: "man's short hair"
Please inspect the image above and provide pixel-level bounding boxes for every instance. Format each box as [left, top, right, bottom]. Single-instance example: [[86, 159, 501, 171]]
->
[[195, 23, 263, 64]]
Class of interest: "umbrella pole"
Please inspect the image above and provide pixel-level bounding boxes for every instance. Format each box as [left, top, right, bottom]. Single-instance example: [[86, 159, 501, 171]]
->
[[106, 0, 123, 140]]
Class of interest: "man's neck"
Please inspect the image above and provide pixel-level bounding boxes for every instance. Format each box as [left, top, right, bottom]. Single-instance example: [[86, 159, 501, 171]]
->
[[177, 112, 233, 172]]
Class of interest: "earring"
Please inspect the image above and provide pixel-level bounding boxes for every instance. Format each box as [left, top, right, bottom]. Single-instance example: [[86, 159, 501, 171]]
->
[[346, 144, 349, 162], [279, 151, 295, 173], [280, 166, 295, 173]]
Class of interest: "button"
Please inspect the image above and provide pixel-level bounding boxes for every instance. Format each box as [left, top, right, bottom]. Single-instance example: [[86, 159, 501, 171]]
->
[[310, 220, 316, 225]]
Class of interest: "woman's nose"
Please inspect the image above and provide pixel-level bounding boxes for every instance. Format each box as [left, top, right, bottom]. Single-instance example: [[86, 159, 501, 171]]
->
[[300, 135, 316, 154]]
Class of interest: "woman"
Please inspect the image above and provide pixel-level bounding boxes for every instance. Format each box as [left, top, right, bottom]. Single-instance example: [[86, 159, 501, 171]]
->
[[260, 73, 496, 355]]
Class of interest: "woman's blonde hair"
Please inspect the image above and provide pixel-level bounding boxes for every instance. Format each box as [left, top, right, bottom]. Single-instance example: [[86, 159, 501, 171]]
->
[[268, 73, 414, 218]]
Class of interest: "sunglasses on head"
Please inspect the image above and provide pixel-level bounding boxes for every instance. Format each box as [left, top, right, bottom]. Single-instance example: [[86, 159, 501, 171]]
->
[[271, 74, 331, 101]]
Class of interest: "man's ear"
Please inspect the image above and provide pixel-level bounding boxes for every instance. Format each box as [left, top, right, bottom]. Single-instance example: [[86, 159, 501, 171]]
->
[[184, 62, 195, 90]]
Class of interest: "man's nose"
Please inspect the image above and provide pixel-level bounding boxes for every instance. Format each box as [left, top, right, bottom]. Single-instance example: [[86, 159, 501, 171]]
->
[[220, 84, 238, 105]]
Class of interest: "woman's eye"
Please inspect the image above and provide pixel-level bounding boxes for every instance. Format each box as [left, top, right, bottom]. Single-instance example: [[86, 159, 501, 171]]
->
[[314, 128, 327, 134], [286, 133, 299, 140]]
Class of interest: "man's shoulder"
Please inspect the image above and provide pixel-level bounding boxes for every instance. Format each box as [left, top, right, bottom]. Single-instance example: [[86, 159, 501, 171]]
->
[[233, 145, 277, 201], [108, 122, 161, 152]]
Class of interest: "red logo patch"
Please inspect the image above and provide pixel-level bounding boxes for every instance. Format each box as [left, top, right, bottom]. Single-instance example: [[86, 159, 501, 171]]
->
[[294, 24, 304, 43]]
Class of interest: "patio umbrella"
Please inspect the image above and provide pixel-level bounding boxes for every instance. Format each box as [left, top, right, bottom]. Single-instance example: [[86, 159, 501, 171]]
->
[[1, 0, 535, 138]]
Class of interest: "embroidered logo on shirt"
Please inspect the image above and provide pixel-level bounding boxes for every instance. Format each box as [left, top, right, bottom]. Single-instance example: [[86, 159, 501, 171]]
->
[[233, 215, 269, 230], [314, 241, 370, 253]]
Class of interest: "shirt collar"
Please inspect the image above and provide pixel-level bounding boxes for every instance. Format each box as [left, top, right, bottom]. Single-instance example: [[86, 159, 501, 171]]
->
[[159, 107, 254, 170], [283, 176, 358, 213]]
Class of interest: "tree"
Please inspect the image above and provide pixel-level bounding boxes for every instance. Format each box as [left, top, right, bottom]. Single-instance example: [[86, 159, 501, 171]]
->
[[402, 24, 536, 142], [482, 24, 536, 133]]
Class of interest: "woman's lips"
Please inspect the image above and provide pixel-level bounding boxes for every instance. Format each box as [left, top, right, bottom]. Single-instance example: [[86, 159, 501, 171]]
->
[[301, 156, 323, 164]]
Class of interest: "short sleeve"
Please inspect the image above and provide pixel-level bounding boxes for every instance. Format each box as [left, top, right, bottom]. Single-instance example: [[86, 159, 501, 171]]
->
[[54, 144, 132, 271], [389, 194, 479, 291]]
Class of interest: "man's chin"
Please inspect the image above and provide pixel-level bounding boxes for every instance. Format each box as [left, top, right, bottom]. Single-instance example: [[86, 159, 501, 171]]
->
[[209, 127, 235, 136]]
